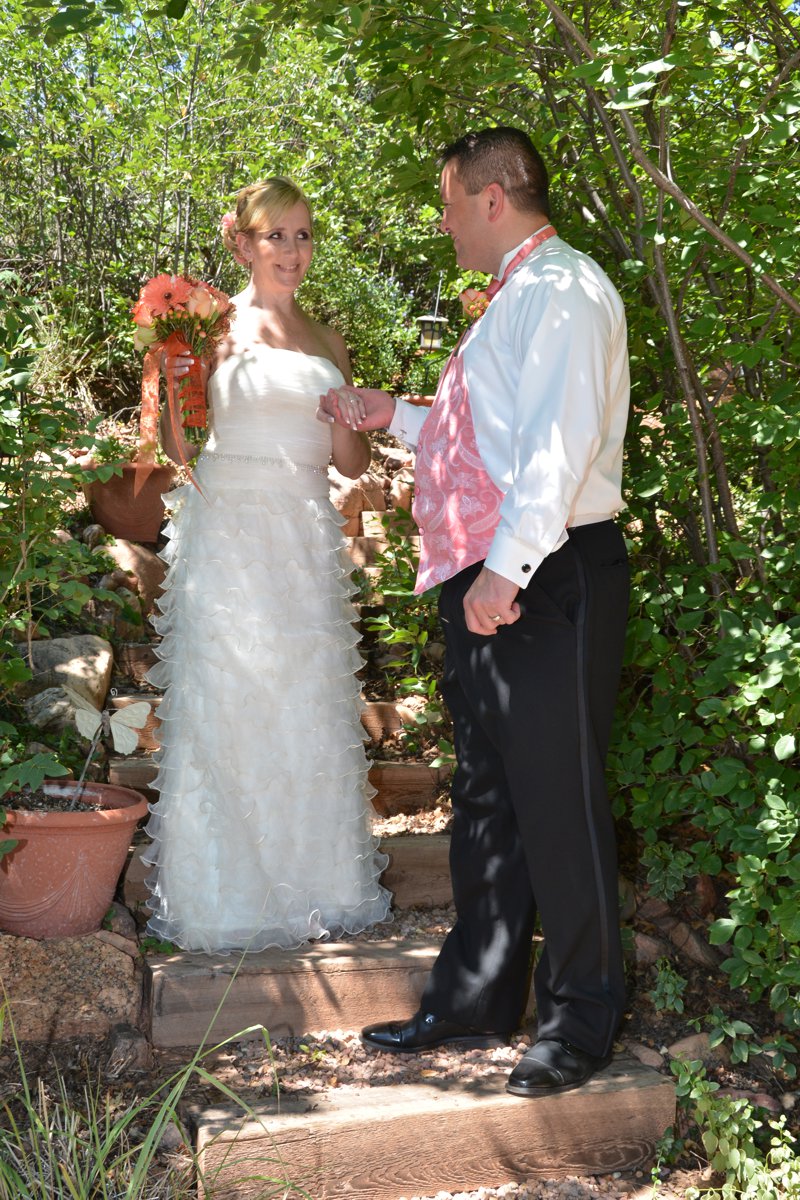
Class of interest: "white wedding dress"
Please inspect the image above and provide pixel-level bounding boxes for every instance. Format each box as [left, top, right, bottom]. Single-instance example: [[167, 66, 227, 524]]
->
[[143, 345, 392, 953]]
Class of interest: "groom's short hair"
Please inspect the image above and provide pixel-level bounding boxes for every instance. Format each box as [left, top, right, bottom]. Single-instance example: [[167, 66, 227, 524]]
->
[[441, 127, 550, 219]]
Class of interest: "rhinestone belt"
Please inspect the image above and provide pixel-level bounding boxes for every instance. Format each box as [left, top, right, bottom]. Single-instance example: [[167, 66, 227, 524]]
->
[[203, 450, 328, 476]]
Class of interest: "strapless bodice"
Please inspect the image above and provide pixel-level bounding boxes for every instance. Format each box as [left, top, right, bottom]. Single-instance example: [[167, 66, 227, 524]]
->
[[204, 345, 343, 467]]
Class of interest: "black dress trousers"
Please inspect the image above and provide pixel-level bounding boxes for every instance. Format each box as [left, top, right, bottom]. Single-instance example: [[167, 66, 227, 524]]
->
[[420, 520, 630, 1058]]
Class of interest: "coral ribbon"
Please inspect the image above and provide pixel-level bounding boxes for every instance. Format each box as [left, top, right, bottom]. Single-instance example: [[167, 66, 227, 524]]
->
[[135, 333, 206, 498]]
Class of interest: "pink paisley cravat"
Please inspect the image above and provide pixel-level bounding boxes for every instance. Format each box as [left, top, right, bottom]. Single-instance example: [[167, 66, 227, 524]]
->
[[414, 225, 557, 593]]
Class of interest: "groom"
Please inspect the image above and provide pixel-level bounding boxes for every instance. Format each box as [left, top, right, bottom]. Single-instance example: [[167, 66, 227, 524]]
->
[[320, 126, 631, 1097]]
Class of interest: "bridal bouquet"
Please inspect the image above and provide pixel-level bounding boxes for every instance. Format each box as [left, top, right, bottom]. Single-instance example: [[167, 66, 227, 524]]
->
[[132, 275, 234, 452]]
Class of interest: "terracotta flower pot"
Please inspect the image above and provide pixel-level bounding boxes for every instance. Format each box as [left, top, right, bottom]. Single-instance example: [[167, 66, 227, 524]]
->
[[0, 782, 148, 939], [84, 462, 177, 543]]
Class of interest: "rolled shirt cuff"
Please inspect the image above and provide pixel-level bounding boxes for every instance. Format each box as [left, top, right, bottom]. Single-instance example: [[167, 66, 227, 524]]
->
[[388, 397, 428, 448]]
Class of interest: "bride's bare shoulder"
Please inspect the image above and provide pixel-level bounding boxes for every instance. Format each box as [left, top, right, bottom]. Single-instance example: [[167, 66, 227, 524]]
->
[[311, 319, 351, 381], [214, 299, 255, 365]]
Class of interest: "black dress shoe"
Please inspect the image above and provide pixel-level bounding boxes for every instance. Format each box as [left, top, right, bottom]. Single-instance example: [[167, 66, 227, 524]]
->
[[361, 1010, 505, 1054], [505, 1038, 612, 1097]]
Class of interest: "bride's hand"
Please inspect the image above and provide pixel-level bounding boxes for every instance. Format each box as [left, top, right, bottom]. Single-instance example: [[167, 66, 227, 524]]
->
[[161, 352, 194, 386], [317, 386, 395, 431]]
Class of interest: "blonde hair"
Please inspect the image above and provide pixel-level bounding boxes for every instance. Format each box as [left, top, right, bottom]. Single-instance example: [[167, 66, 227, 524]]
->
[[220, 177, 312, 264]]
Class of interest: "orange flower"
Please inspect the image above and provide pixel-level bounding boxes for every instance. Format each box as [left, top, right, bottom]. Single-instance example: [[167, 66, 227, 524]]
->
[[138, 274, 193, 317], [131, 299, 154, 327]]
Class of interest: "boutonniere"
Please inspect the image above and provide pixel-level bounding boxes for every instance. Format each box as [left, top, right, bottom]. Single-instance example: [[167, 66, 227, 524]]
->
[[460, 287, 490, 321]]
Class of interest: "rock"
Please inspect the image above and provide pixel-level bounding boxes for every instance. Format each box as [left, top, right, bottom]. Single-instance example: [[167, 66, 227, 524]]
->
[[423, 641, 446, 664], [82, 523, 107, 548], [692, 873, 718, 917], [625, 1040, 665, 1070], [51, 528, 74, 545], [0, 933, 141, 1041], [634, 930, 671, 966], [104, 1022, 153, 1077], [115, 642, 159, 684], [17, 634, 113, 707], [102, 540, 166, 613], [99, 568, 136, 592], [374, 443, 415, 470], [781, 1092, 796, 1111], [618, 874, 637, 921], [638, 896, 672, 923], [667, 920, 721, 969], [668, 1031, 731, 1067], [158, 1123, 188, 1152], [8, 621, 49, 643], [108, 586, 146, 640], [103, 901, 138, 940], [340, 515, 361, 536], [360, 701, 418, 745], [389, 468, 415, 511], [328, 467, 387, 517], [23, 686, 76, 733], [718, 1086, 781, 1114], [25, 740, 55, 756]]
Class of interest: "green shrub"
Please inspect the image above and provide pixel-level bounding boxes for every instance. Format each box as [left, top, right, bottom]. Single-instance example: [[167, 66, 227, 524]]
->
[[0, 278, 119, 796]]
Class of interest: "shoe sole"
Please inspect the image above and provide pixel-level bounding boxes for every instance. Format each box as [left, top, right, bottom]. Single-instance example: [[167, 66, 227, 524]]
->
[[361, 1033, 506, 1055], [505, 1076, 591, 1097], [505, 1058, 612, 1098]]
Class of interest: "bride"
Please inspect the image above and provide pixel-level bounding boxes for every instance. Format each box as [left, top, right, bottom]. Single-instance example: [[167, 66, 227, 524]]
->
[[142, 176, 392, 953]]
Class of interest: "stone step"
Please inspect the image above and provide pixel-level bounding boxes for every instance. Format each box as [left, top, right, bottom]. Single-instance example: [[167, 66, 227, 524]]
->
[[107, 696, 431, 757], [109, 755, 448, 813], [145, 937, 441, 1048], [124, 833, 452, 913], [368, 760, 448, 815], [193, 1052, 675, 1198], [115, 641, 159, 683], [110, 694, 162, 751], [345, 534, 388, 567]]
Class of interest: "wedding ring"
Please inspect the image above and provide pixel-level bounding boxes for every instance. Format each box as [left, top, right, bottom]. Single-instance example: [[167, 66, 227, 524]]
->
[[490, 614, 501, 622]]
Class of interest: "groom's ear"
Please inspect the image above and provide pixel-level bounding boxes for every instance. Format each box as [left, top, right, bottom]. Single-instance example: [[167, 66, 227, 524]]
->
[[484, 182, 505, 224]]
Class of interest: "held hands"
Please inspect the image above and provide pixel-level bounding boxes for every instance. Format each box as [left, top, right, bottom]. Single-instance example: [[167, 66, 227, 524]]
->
[[317, 386, 396, 432], [463, 567, 521, 636]]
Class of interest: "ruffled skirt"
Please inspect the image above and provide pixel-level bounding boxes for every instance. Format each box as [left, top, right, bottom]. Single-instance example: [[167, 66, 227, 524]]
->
[[142, 457, 391, 953]]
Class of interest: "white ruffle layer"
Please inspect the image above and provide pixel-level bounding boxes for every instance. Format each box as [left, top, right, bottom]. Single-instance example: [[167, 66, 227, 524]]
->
[[143, 473, 392, 954]]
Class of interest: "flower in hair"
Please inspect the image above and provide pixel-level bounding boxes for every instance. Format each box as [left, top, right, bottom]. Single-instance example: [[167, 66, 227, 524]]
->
[[221, 209, 249, 265]]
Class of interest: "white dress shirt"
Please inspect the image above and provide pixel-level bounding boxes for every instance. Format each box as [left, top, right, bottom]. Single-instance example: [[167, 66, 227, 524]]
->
[[390, 234, 630, 588]]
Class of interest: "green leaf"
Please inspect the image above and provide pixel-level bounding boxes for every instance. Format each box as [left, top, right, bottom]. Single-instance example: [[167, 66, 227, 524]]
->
[[709, 918, 737, 945], [774, 734, 796, 762]]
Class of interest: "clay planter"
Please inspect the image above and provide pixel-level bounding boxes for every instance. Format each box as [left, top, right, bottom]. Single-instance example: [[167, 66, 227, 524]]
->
[[84, 462, 176, 543], [0, 781, 148, 939]]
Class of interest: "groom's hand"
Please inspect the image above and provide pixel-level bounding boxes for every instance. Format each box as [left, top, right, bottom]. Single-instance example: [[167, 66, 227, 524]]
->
[[464, 568, 521, 636]]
